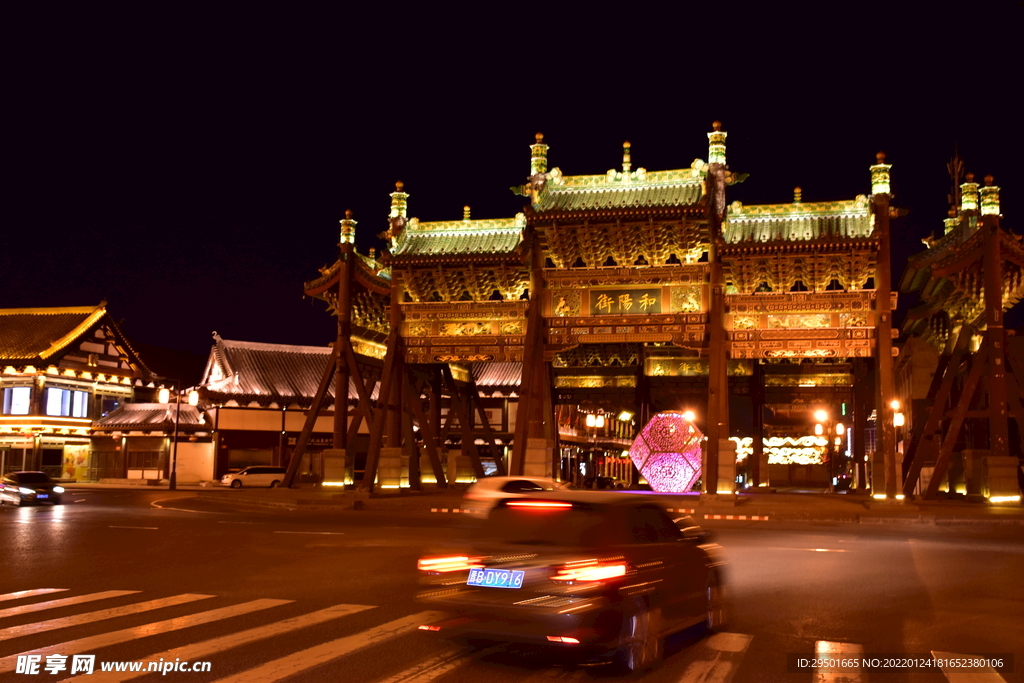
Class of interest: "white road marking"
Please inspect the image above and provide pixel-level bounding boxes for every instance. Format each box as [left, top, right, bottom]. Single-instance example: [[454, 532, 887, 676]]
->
[[0, 588, 68, 604], [108, 525, 158, 530], [814, 641, 863, 683], [0, 599, 292, 674], [0, 594, 214, 641], [58, 603, 375, 682], [678, 632, 753, 683], [206, 610, 446, 683], [0, 591, 139, 619], [74, 499, 87, 502], [931, 651, 1007, 683], [273, 531, 345, 535]]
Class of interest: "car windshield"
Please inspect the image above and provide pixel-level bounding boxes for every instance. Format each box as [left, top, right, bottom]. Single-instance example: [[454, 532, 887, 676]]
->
[[475, 504, 628, 548], [16, 473, 51, 484]]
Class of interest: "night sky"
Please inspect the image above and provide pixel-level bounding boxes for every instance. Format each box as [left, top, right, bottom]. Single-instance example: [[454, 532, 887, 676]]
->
[[7, 5, 1023, 358]]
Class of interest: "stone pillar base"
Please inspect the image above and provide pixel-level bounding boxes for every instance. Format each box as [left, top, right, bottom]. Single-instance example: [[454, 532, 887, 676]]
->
[[963, 449, 989, 496], [378, 447, 405, 489], [984, 455, 1022, 499], [524, 438, 554, 478], [717, 439, 737, 495], [322, 449, 351, 486]]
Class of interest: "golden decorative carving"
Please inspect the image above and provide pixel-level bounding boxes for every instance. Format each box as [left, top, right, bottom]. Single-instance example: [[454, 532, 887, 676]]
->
[[671, 286, 703, 313], [439, 322, 491, 336], [767, 314, 831, 329], [500, 321, 524, 335]]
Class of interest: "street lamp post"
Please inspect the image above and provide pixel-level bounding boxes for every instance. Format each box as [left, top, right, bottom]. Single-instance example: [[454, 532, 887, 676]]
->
[[162, 384, 199, 492]]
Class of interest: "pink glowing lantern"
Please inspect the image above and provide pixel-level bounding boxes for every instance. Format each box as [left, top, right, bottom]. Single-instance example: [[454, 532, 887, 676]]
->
[[628, 411, 704, 492]]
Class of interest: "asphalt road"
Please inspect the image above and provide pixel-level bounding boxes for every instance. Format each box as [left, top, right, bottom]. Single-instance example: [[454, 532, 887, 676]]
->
[[1, 490, 1021, 683]]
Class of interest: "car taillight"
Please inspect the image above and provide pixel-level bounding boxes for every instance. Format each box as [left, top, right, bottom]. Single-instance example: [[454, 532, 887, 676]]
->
[[551, 559, 628, 583], [417, 555, 483, 573], [506, 500, 573, 509]]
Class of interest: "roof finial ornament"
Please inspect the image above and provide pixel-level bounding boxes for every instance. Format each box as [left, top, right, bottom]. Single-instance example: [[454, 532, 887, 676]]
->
[[707, 121, 727, 165], [622, 141, 632, 173], [870, 152, 892, 195], [530, 132, 548, 176], [390, 181, 408, 220], [794, 187, 802, 204], [339, 209, 357, 244], [980, 175, 1000, 216], [463, 205, 471, 221], [960, 172, 980, 212]]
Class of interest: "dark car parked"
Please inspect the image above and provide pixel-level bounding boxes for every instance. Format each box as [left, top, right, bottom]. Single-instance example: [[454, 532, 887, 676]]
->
[[0, 471, 65, 506], [416, 491, 726, 671]]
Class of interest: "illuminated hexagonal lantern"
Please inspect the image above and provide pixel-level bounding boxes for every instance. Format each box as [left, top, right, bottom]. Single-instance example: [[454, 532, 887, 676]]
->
[[628, 411, 704, 492]]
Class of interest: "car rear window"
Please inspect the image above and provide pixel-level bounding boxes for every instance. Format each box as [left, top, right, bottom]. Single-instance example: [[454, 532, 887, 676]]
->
[[15, 473, 51, 484], [477, 504, 630, 548]]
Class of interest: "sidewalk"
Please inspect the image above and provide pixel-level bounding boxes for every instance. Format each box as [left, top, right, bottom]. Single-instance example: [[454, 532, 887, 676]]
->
[[61, 481, 1024, 525], [174, 485, 1024, 525]]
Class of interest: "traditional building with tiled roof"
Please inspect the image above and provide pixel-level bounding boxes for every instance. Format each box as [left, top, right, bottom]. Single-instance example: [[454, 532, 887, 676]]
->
[[0, 303, 155, 480]]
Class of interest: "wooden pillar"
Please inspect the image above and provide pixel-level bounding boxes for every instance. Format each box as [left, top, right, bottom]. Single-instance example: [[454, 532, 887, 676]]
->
[[981, 188, 1010, 456], [333, 213, 356, 452], [870, 153, 898, 497], [751, 360, 765, 487], [386, 275, 404, 448], [705, 153, 729, 494], [852, 359, 870, 490]]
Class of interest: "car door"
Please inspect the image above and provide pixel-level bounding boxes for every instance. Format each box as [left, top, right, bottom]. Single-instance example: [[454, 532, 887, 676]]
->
[[629, 505, 706, 628]]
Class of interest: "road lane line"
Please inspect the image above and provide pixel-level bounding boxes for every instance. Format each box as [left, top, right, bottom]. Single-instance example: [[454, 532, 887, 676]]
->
[[678, 632, 753, 683], [0, 589, 68, 604], [205, 610, 446, 683], [0, 594, 214, 641], [0, 591, 139, 620], [108, 525, 158, 529], [273, 531, 345, 535], [57, 603, 375, 682], [931, 651, 1007, 683], [814, 641, 863, 683], [0, 599, 292, 674]]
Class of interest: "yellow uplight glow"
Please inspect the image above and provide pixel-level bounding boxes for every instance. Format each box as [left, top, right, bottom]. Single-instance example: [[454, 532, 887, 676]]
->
[[873, 494, 887, 500], [989, 495, 1021, 503]]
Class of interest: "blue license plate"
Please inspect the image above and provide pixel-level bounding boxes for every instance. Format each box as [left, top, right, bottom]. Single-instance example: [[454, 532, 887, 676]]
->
[[36, 494, 48, 499], [467, 568, 525, 589]]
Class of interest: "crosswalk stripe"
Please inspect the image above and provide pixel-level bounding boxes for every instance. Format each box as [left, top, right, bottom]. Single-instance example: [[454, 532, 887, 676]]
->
[[206, 610, 445, 683], [0, 589, 68, 604], [58, 603, 375, 682], [0, 591, 139, 620], [678, 632, 753, 683], [931, 651, 1007, 683], [814, 641, 863, 683], [0, 599, 292, 674], [0, 594, 214, 642]]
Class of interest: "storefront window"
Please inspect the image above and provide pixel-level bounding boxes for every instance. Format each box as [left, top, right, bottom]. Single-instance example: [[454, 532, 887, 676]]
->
[[2, 387, 31, 415]]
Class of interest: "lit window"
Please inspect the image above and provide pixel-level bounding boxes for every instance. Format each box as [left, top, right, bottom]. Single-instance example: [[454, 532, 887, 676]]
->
[[45, 388, 90, 417], [2, 387, 31, 415]]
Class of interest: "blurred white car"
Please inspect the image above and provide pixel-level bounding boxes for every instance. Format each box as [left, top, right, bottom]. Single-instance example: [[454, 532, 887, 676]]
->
[[462, 476, 574, 516]]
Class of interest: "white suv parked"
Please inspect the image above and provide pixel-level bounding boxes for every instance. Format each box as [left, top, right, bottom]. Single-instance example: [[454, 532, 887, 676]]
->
[[221, 466, 287, 489]]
